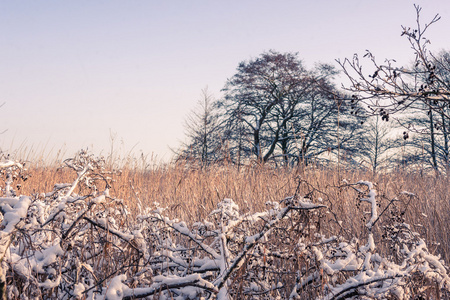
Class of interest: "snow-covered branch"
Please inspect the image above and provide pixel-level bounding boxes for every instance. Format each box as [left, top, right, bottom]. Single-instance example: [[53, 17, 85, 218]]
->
[[0, 152, 448, 299]]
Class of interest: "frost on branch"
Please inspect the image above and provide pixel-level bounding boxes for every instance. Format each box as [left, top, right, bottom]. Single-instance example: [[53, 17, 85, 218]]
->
[[289, 181, 450, 300], [0, 151, 448, 299]]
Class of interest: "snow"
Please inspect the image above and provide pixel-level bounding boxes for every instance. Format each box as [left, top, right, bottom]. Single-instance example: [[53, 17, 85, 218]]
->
[[0, 155, 448, 299], [1, 196, 31, 234], [34, 244, 64, 273], [358, 181, 378, 230], [73, 283, 85, 298], [0, 160, 23, 169], [105, 274, 127, 300], [217, 286, 229, 300], [39, 275, 61, 289]]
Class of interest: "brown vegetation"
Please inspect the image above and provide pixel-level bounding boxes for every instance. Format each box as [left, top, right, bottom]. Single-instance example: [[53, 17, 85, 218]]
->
[[0, 151, 448, 298], [13, 160, 450, 265]]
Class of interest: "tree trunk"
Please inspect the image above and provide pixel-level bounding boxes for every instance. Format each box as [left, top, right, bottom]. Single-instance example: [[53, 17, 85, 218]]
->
[[373, 117, 380, 173], [280, 125, 289, 166], [442, 111, 449, 168], [254, 128, 262, 163], [429, 110, 438, 170]]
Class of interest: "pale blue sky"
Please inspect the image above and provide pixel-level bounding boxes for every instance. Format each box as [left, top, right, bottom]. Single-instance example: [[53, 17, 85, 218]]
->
[[0, 0, 449, 162]]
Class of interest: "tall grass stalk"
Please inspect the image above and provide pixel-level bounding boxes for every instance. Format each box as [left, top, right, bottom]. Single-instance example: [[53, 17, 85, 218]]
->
[[11, 158, 450, 264]]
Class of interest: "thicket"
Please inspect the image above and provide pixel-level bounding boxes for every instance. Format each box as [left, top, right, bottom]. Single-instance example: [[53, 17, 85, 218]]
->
[[0, 151, 449, 299]]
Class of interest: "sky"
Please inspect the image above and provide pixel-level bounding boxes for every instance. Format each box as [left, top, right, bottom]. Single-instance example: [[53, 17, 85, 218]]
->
[[0, 0, 449, 163]]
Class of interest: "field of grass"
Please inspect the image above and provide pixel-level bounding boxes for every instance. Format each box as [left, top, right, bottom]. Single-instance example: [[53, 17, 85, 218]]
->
[[1, 152, 449, 298], [14, 157, 450, 264]]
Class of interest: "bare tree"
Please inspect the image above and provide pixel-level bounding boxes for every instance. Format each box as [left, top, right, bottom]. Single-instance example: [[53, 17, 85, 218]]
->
[[219, 51, 311, 164], [284, 76, 366, 166], [353, 115, 401, 173], [336, 5, 450, 173], [177, 88, 222, 166], [337, 5, 449, 120], [219, 51, 364, 165], [398, 99, 450, 171]]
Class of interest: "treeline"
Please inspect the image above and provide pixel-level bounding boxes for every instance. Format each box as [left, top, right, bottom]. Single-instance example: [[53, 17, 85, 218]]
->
[[177, 6, 450, 173]]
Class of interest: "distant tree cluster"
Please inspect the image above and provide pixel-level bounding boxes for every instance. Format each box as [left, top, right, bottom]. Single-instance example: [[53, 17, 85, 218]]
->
[[178, 5, 450, 173], [178, 51, 367, 168]]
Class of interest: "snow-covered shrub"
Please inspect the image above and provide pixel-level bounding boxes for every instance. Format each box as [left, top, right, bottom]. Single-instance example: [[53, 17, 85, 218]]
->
[[0, 151, 448, 299], [290, 181, 450, 299]]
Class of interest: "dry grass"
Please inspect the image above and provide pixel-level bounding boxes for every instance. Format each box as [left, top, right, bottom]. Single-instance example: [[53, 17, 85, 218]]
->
[[11, 160, 450, 264]]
